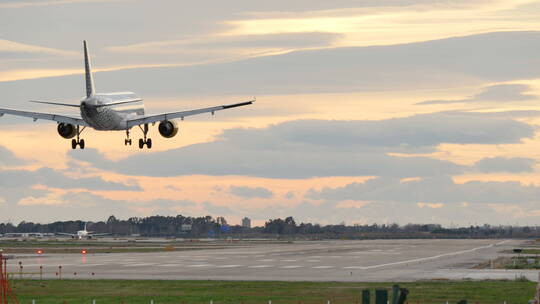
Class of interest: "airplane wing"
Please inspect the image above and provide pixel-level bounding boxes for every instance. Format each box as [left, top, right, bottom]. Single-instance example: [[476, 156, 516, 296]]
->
[[0, 108, 88, 126], [126, 100, 254, 128]]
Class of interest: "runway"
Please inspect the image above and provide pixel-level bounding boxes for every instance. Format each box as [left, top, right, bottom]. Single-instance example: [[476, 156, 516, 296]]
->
[[6, 239, 538, 281]]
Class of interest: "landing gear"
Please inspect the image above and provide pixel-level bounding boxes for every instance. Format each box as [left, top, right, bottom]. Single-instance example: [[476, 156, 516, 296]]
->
[[124, 129, 132, 146], [71, 125, 86, 149], [138, 124, 152, 149]]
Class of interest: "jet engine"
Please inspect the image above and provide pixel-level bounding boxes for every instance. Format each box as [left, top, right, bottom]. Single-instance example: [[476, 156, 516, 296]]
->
[[158, 120, 179, 138], [57, 123, 77, 139]]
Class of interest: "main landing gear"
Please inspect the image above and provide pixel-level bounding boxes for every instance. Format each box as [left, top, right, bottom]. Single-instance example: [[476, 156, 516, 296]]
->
[[124, 129, 132, 146], [71, 125, 86, 149], [137, 124, 152, 149]]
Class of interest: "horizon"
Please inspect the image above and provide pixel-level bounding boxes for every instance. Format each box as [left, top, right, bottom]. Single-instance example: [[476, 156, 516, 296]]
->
[[1, 0, 540, 226]]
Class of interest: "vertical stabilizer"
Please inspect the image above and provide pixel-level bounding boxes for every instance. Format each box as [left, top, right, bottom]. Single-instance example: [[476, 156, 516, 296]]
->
[[84, 222, 87, 232], [83, 40, 95, 97]]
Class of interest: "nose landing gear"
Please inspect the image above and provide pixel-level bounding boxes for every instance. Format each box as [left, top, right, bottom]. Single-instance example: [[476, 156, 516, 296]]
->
[[71, 125, 86, 149], [137, 124, 152, 149]]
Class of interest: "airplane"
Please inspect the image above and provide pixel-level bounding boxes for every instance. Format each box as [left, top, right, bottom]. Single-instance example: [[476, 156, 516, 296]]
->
[[57, 222, 107, 240], [0, 41, 254, 149]]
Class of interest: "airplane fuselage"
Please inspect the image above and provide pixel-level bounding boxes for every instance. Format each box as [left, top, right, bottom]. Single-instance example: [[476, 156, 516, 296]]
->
[[80, 92, 145, 130]]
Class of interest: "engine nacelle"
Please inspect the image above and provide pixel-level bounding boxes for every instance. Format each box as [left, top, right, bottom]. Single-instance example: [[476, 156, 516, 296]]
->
[[158, 120, 179, 138], [57, 123, 77, 139]]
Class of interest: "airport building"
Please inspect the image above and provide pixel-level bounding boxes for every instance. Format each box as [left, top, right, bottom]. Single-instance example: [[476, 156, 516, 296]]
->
[[242, 217, 251, 228]]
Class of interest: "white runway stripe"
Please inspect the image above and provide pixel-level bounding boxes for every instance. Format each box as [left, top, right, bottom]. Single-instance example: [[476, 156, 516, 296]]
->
[[126, 263, 155, 267], [216, 265, 242, 268], [248, 265, 272, 268], [279, 265, 303, 269], [187, 264, 213, 267], [312, 266, 333, 269]]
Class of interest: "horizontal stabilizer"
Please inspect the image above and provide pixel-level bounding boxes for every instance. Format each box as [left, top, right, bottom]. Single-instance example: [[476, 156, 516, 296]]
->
[[29, 100, 80, 107], [94, 98, 143, 108]]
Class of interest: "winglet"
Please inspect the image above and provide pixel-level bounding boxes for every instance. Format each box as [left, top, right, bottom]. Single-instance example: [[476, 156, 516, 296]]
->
[[83, 40, 95, 98]]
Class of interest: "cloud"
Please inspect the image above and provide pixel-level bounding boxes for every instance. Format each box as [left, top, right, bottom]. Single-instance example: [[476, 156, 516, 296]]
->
[[107, 32, 342, 54], [68, 112, 534, 178], [306, 176, 540, 205], [0, 167, 141, 191], [4, 191, 198, 223], [0, 145, 26, 166], [0, 0, 125, 9], [201, 202, 234, 215], [229, 186, 274, 198], [474, 157, 536, 173], [1, 31, 540, 98], [417, 84, 538, 105]]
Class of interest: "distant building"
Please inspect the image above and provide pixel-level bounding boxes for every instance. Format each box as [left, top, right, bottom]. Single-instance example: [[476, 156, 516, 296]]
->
[[181, 224, 192, 232], [242, 217, 251, 229]]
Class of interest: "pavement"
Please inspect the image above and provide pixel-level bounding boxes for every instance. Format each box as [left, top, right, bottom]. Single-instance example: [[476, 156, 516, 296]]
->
[[6, 239, 539, 282]]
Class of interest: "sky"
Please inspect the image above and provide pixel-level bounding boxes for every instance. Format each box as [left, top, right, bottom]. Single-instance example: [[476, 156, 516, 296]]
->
[[1, 0, 540, 226]]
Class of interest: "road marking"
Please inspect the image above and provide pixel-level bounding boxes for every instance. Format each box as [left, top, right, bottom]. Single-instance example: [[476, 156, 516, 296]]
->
[[312, 266, 333, 269], [258, 259, 275, 262], [279, 265, 303, 269], [157, 264, 182, 267], [306, 260, 320, 262], [281, 259, 297, 262]]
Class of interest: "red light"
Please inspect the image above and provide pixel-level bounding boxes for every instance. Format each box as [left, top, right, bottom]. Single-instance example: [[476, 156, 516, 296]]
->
[[36, 250, 43, 254], [81, 249, 87, 254]]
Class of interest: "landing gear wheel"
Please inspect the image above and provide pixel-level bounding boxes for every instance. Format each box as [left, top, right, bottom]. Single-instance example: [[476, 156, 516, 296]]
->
[[137, 124, 152, 149], [125, 130, 132, 146], [69, 125, 87, 149]]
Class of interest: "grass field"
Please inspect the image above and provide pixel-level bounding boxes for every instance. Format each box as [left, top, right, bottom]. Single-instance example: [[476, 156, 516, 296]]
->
[[11, 279, 536, 304]]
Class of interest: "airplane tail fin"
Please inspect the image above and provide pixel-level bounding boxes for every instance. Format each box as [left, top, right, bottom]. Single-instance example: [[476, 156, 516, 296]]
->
[[84, 222, 87, 231], [83, 40, 95, 98]]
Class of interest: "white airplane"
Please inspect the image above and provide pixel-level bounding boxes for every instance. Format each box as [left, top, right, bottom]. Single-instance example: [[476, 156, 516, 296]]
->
[[57, 222, 107, 240], [0, 41, 254, 149]]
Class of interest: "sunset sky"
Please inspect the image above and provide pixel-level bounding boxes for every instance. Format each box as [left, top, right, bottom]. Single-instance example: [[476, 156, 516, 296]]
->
[[1, 0, 540, 226]]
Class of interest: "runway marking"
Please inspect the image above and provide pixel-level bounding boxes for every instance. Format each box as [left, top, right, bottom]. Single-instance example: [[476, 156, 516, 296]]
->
[[157, 264, 182, 267], [342, 241, 508, 270], [126, 263, 155, 267], [281, 259, 297, 262], [312, 266, 333, 269], [279, 265, 303, 269], [216, 265, 242, 268], [78, 263, 106, 267], [248, 265, 272, 268], [306, 260, 320, 262], [258, 259, 275, 262], [187, 264, 213, 267]]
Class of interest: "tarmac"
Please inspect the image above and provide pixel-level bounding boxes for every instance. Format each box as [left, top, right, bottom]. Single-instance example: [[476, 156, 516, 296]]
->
[[6, 239, 539, 281]]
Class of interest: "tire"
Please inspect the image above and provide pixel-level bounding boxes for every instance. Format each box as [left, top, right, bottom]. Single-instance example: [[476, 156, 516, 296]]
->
[[147, 138, 152, 149], [79, 139, 85, 149], [139, 138, 144, 149], [71, 139, 77, 149]]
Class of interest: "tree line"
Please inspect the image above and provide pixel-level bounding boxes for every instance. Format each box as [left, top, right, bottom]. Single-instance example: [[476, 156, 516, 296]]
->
[[1, 215, 538, 239]]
